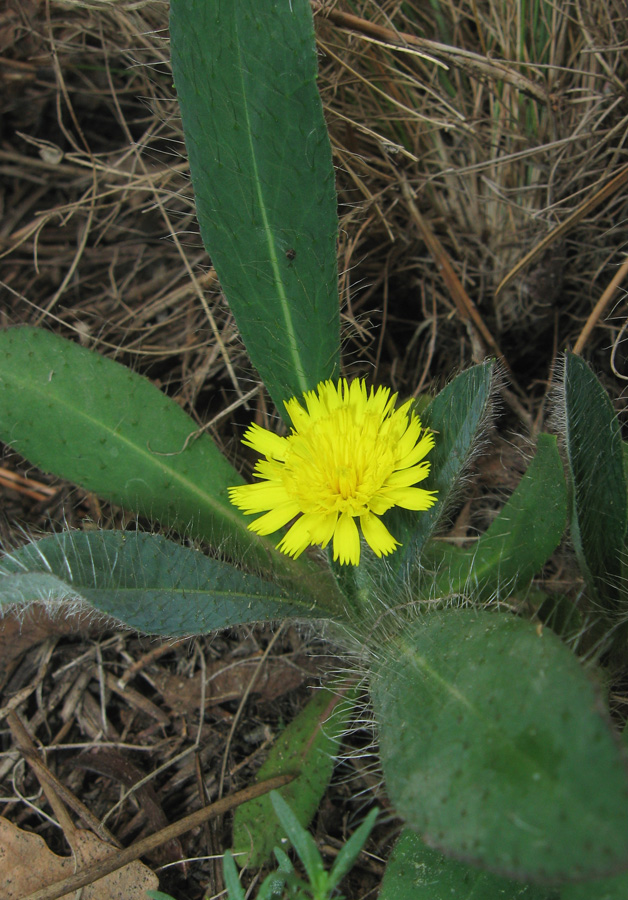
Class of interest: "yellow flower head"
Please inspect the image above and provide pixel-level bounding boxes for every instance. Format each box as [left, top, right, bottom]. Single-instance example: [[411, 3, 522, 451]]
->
[[228, 378, 437, 566]]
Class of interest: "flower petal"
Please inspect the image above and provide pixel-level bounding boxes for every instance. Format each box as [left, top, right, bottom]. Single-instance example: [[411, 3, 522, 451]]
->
[[360, 513, 399, 557], [394, 416, 422, 462], [228, 481, 289, 514], [397, 431, 435, 469], [302, 511, 338, 548], [384, 461, 431, 488], [247, 501, 300, 535], [277, 515, 314, 558], [231, 377, 438, 565], [243, 423, 288, 460], [333, 513, 361, 565], [384, 487, 439, 511], [368, 495, 396, 516]]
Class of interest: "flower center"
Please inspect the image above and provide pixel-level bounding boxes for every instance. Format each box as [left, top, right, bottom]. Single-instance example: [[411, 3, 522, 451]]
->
[[282, 408, 397, 517]]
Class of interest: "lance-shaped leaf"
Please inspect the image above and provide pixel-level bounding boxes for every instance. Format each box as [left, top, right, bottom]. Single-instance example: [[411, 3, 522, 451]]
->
[[0, 327, 342, 610], [0, 326, 250, 554], [371, 609, 628, 884], [379, 829, 557, 900], [232, 684, 356, 866], [0, 531, 332, 635], [563, 353, 626, 612], [169, 0, 340, 413], [386, 361, 496, 576], [426, 433, 567, 600]]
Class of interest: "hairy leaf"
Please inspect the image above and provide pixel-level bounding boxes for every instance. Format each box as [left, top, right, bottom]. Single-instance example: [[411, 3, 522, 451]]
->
[[371, 609, 628, 883], [0, 531, 331, 634], [379, 829, 557, 900], [170, 0, 340, 412], [563, 353, 626, 612], [0, 327, 342, 610], [388, 361, 496, 575], [427, 433, 567, 600]]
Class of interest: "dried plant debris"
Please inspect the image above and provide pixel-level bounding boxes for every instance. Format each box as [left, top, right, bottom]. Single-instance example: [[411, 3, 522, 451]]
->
[[0, 624, 339, 896], [0, 817, 158, 900], [1, 1, 628, 897]]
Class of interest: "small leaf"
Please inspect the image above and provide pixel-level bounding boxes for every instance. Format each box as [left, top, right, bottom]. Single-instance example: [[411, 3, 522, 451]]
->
[[371, 609, 628, 883], [270, 791, 325, 887], [232, 685, 355, 866], [428, 433, 567, 600], [256, 870, 288, 900], [378, 829, 557, 900], [223, 850, 246, 900], [328, 807, 378, 892], [563, 353, 627, 611], [0, 531, 331, 635], [170, 0, 340, 412], [388, 361, 496, 575]]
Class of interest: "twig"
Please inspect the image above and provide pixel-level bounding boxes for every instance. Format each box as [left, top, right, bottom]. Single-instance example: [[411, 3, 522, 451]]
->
[[21, 773, 295, 900]]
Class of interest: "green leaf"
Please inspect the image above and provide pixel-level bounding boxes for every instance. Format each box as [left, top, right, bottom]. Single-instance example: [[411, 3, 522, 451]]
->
[[0, 327, 342, 610], [270, 791, 325, 888], [232, 684, 355, 866], [169, 0, 340, 412], [328, 806, 378, 892], [560, 872, 628, 900], [256, 870, 288, 900], [379, 829, 557, 900], [223, 851, 246, 900], [0, 326, 259, 564], [428, 433, 567, 600], [388, 361, 496, 575], [0, 531, 330, 634], [563, 353, 627, 611], [371, 609, 628, 883]]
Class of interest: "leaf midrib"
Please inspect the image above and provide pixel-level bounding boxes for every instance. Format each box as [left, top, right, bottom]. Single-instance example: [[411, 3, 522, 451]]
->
[[234, 16, 309, 397]]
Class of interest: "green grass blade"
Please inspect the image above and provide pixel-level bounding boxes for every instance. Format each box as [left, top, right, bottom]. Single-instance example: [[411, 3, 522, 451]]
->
[[0, 531, 329, 634], [232, 685, 355, 866], [222, 851, 246, 900], [328, 806, 378, 892], [372, 610, 628, 883], [269, 791, 324, 887], [379, 829, 557, 900], [428, 433, 567, 600], [563, 353, 627, 612], [169, 0, 340, 412]]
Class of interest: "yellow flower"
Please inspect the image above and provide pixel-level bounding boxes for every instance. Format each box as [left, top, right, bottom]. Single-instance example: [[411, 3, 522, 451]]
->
[[228, 378, 437, 565]]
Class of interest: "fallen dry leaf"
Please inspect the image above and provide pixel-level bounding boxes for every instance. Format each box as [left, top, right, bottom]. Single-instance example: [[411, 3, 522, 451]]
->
[[0, 817, 158, 899], [152, 652, 336, 713]]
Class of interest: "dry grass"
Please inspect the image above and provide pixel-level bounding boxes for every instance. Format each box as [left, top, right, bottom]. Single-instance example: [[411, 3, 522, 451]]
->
[[1, 0, 628, 896]]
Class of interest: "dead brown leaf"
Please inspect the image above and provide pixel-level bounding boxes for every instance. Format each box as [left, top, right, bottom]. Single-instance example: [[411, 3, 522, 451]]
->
[[152, 652, 334, 713], [0, 817, 158, 899]]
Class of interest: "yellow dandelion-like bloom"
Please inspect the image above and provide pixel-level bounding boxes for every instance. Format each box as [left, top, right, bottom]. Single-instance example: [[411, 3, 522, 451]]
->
[[228, 378, 437, 566]]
